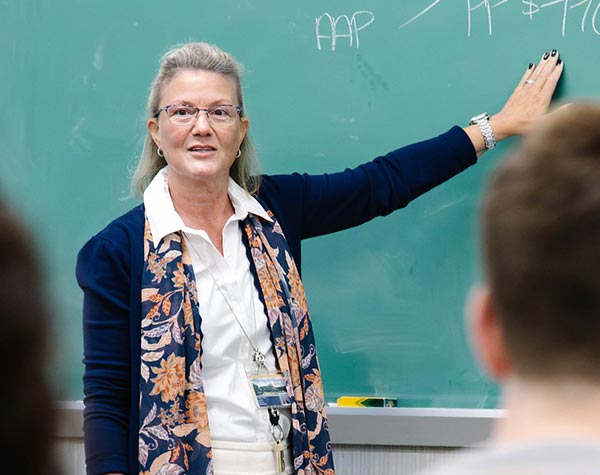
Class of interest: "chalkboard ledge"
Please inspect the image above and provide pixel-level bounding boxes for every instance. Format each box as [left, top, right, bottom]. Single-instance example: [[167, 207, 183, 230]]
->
[[327, 406, 505, 447], [56, 401, 505, 447]]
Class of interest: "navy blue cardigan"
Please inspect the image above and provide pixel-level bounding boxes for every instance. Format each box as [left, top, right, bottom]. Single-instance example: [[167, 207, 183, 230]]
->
[[76, 126, 476, 475]]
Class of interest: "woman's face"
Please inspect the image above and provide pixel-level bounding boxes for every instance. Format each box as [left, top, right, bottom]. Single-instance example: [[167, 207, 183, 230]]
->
[[148, 69, 249, 190]]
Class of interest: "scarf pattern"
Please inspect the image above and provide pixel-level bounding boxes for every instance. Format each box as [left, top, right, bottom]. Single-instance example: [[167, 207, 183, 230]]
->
[[139, 212, 335, 475]]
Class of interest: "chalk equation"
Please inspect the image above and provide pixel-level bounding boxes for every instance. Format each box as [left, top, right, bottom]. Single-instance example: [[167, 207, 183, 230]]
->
[[315, 11, 375, 51], [399, 0, 600, 37]]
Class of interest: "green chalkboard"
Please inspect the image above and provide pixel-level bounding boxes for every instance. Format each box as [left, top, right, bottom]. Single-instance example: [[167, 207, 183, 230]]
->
[[1, 0, 596, 405]]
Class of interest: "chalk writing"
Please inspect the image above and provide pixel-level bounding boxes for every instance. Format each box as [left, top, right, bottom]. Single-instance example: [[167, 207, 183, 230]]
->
[[399, 0, 600, 37], [315, 11, 375, 51]]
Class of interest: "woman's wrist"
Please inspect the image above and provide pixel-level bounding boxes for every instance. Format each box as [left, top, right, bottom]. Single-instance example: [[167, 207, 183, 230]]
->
[[465, 113, 520, 158], [463, 124, 488, 158], [489, 113, 517, 143]]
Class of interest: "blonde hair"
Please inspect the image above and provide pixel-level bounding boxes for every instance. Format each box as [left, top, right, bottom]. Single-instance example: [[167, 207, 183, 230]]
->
[[130, 42, 260, 198]]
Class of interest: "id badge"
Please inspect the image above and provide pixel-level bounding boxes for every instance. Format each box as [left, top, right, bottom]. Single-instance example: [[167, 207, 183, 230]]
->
[[247, 372, 292, 408]]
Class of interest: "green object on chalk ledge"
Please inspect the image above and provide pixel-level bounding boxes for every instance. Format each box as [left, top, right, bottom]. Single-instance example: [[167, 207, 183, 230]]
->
[[337, 396, 398, 408]]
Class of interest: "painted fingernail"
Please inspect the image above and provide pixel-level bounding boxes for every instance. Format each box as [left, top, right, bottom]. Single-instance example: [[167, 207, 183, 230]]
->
[[551, 49, 557, 57], [557, 59, 562, 65], [543, 51, 550, 60], [528, 62, 534, 69]]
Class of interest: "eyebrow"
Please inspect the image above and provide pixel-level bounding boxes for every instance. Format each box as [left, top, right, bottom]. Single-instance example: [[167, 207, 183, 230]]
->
[[167, 99, 236, 107]]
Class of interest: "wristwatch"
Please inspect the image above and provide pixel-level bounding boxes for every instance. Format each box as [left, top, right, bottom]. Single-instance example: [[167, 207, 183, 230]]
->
[[469, 112, 496, 151]]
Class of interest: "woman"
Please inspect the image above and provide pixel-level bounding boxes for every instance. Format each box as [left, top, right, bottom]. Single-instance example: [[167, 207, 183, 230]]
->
[[76, 42, 563, 475]]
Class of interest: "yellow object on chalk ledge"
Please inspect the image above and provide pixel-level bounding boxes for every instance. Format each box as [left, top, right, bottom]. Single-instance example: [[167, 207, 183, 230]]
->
[[337, 396, 398, 408]]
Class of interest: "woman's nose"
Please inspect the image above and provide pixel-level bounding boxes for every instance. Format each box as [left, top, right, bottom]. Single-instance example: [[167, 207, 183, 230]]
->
[[191, 110, 212, 134]]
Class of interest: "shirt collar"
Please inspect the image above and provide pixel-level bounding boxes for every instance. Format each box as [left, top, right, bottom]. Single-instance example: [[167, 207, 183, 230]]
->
[[143, 166, 271, 248], [227, 176, 272, 223]]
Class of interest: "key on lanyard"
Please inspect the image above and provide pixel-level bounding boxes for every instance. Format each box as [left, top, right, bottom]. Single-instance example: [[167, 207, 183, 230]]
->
[[269, 408, 286, 473]]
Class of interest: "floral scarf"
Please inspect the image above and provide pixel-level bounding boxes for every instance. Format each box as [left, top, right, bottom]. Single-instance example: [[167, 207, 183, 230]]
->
[[138, 211, 335, 475]]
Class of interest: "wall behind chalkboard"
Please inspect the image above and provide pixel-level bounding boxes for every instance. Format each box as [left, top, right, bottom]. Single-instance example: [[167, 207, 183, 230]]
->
[[1, 0, 595, 405]]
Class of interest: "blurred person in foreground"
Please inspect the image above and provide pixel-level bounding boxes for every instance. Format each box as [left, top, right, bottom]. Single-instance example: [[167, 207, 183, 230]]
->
[[0, 196, 59, 475], [418, 102, 600, 475]]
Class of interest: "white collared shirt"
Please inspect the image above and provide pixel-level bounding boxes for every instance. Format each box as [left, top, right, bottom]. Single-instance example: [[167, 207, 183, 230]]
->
[[144, 167, 291, 442]]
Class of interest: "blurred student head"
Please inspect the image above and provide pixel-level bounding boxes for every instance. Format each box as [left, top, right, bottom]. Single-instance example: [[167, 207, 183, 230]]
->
[[470, 102, 600, 383], [0, 197, 58, 474]]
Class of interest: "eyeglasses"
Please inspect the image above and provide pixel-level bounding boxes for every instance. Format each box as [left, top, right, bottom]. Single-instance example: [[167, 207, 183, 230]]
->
[[154, 103, 242, 126]]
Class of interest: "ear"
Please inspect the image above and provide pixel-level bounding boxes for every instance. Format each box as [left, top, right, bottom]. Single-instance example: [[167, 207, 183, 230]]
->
[[238, 117, 249, 147], [147, 117, 160, 149], [466, 285, 512, 381]]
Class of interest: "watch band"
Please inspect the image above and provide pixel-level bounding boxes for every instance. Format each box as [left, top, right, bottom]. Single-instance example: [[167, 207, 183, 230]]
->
[[469, 112, 496, 151]]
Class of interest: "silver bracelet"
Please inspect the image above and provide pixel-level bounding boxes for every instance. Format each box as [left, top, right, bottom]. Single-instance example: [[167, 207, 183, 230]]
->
[[469, 112, 496, 151]]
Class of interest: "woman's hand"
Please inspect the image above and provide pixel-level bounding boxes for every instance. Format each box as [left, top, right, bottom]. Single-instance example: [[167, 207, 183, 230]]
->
[[492, 49, 564, 140], [466, 50, 564, 154]]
